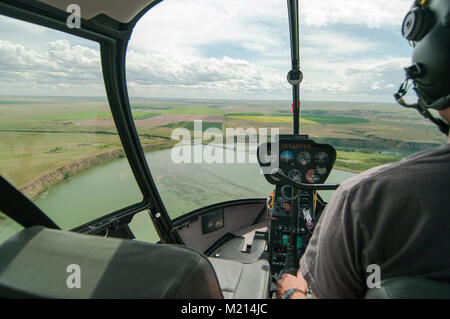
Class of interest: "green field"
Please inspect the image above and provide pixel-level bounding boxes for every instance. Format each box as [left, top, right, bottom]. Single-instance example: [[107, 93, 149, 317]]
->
[[335, 151, 403, 172], [40, 111, 113, 121], [0, 98, 173, 191], [40, 110, 162, 121], [160, 121, 223, 131], [0, 96, 447, 199], [303, 114, 370, 125], [227, 115, 317, 124], [163, 107, 225, 115]]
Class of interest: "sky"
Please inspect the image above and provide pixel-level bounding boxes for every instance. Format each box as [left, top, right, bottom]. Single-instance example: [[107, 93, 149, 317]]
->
[[0, 0, 414, 102]]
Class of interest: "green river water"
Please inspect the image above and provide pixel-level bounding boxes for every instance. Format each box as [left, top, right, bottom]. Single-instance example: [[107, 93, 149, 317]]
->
[[1, 147, 355, 243]]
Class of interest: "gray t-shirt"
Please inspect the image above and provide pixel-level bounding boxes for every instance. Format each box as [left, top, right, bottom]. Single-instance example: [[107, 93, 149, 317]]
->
[[300, 143, 450, 299]]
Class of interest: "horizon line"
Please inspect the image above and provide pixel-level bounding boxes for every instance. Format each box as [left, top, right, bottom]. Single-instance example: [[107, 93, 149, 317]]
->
[[0, 95, 399, 106]]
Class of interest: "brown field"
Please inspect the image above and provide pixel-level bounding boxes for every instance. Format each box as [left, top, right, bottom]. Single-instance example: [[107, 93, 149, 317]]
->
[[1, 97, 448, 197], [76, 114, 224, 127]]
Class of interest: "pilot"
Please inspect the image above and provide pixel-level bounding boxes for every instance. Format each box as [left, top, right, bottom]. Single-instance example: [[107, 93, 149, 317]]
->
[[277, 0, 450, 299]]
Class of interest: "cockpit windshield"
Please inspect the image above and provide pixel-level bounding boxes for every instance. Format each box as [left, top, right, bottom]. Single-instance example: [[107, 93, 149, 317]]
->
[[125, 0, 446, 219], [0, 15, 142, 234]]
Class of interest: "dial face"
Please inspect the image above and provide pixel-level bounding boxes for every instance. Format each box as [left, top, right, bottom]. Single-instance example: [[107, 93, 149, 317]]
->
[[280, 151, 295, 162], [288, 169, 302, 182], [314, 152, 329, 165], [305, 169, 321, 184], [316, 166, 328, 176], [281, 185, 294, 199], [297, 151, 312, 166]]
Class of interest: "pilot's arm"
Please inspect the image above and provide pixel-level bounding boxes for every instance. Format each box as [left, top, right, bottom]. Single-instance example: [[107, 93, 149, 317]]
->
[[278, 185, 369, 299], [276, 268, 314, 299]]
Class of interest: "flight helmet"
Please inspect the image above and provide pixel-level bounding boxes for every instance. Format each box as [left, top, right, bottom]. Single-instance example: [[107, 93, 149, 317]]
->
[[395, 0, 450, 134]]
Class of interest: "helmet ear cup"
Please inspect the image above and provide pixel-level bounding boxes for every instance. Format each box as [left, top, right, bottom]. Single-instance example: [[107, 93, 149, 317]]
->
[[402, 7, 434, 41]]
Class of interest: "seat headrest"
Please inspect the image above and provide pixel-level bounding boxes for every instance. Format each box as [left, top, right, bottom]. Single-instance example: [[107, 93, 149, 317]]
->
[[0, 226, 223, 299]]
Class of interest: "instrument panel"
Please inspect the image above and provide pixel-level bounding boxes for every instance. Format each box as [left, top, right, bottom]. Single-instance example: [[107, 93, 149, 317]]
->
[[259, 135, 337, 274], [259, 135, 337, 186], [268, 189, 316, 272]]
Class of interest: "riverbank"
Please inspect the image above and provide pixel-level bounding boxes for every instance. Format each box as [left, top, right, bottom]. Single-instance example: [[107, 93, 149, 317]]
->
[[20, 148, 126, 199], [19, 142, 406, 200], [20, 139, 176, 200]]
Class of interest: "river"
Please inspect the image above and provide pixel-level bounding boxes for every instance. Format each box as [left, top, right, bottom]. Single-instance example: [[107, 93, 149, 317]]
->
[[29, 147, 356, 243]]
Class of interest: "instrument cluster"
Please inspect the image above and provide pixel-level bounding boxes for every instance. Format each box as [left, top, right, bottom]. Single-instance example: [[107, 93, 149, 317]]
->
[[260, 135, 336, 274], [259, 136, 337, 186]]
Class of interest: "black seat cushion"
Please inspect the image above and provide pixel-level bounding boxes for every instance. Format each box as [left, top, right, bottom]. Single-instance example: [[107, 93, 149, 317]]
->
[[0, 226, 223, 299]]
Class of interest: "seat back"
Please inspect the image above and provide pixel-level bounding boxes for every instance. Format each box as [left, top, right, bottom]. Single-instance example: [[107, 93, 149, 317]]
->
[[0, 226, 223, 298], [365, 277, 450, 299]]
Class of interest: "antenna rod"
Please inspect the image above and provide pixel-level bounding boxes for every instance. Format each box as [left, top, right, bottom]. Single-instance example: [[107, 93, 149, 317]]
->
[[287, 0, 302, 135]]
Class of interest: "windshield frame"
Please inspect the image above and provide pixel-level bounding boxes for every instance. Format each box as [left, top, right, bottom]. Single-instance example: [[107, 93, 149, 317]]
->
[[0, 0, 180, 243]]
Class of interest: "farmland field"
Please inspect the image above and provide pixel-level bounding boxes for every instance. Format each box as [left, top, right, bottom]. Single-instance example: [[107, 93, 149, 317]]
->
[[0, 96, 447, 199], [226, 115, 317, 124], [0, 95, 448, 241]]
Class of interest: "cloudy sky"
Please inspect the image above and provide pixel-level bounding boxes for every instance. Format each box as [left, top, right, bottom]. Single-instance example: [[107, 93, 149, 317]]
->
[[0, 0, 414, 102]]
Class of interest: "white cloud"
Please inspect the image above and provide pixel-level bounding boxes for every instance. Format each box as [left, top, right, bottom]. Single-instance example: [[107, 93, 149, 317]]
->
[[126, 50, 289, 99], [47, 40, 100, 70], [300, 0, 412, 28], [302, 31, 378, 56], [125, 46, 410, 101], [0, 0, 414, 101], [130, 0, 411, 58], [124, 0, 413, 101], [0, 39, 104, 95], [129, 0, 288, 61], [300, 56, 411, 101]]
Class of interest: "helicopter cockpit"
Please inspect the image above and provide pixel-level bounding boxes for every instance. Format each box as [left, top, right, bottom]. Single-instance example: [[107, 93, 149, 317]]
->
[[0, 0, 449, 301]]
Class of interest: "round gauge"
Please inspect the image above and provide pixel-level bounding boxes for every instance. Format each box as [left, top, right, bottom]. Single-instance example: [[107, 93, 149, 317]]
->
[[305, 169, 321, 184], [281, 185, 295, 199], [288, 169, 302, 182], [316, 166, 328, 176], [280, 151, 295, 163], [314, 152, 329, 165], [297, 151, 312, 166]]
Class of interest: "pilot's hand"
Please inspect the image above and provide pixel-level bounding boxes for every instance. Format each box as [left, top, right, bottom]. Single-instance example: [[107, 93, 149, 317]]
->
[[276, 270, 309, 299]]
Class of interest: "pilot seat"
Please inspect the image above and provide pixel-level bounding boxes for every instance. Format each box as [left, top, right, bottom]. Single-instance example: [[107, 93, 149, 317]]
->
[[0, 226, 270, 299]]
